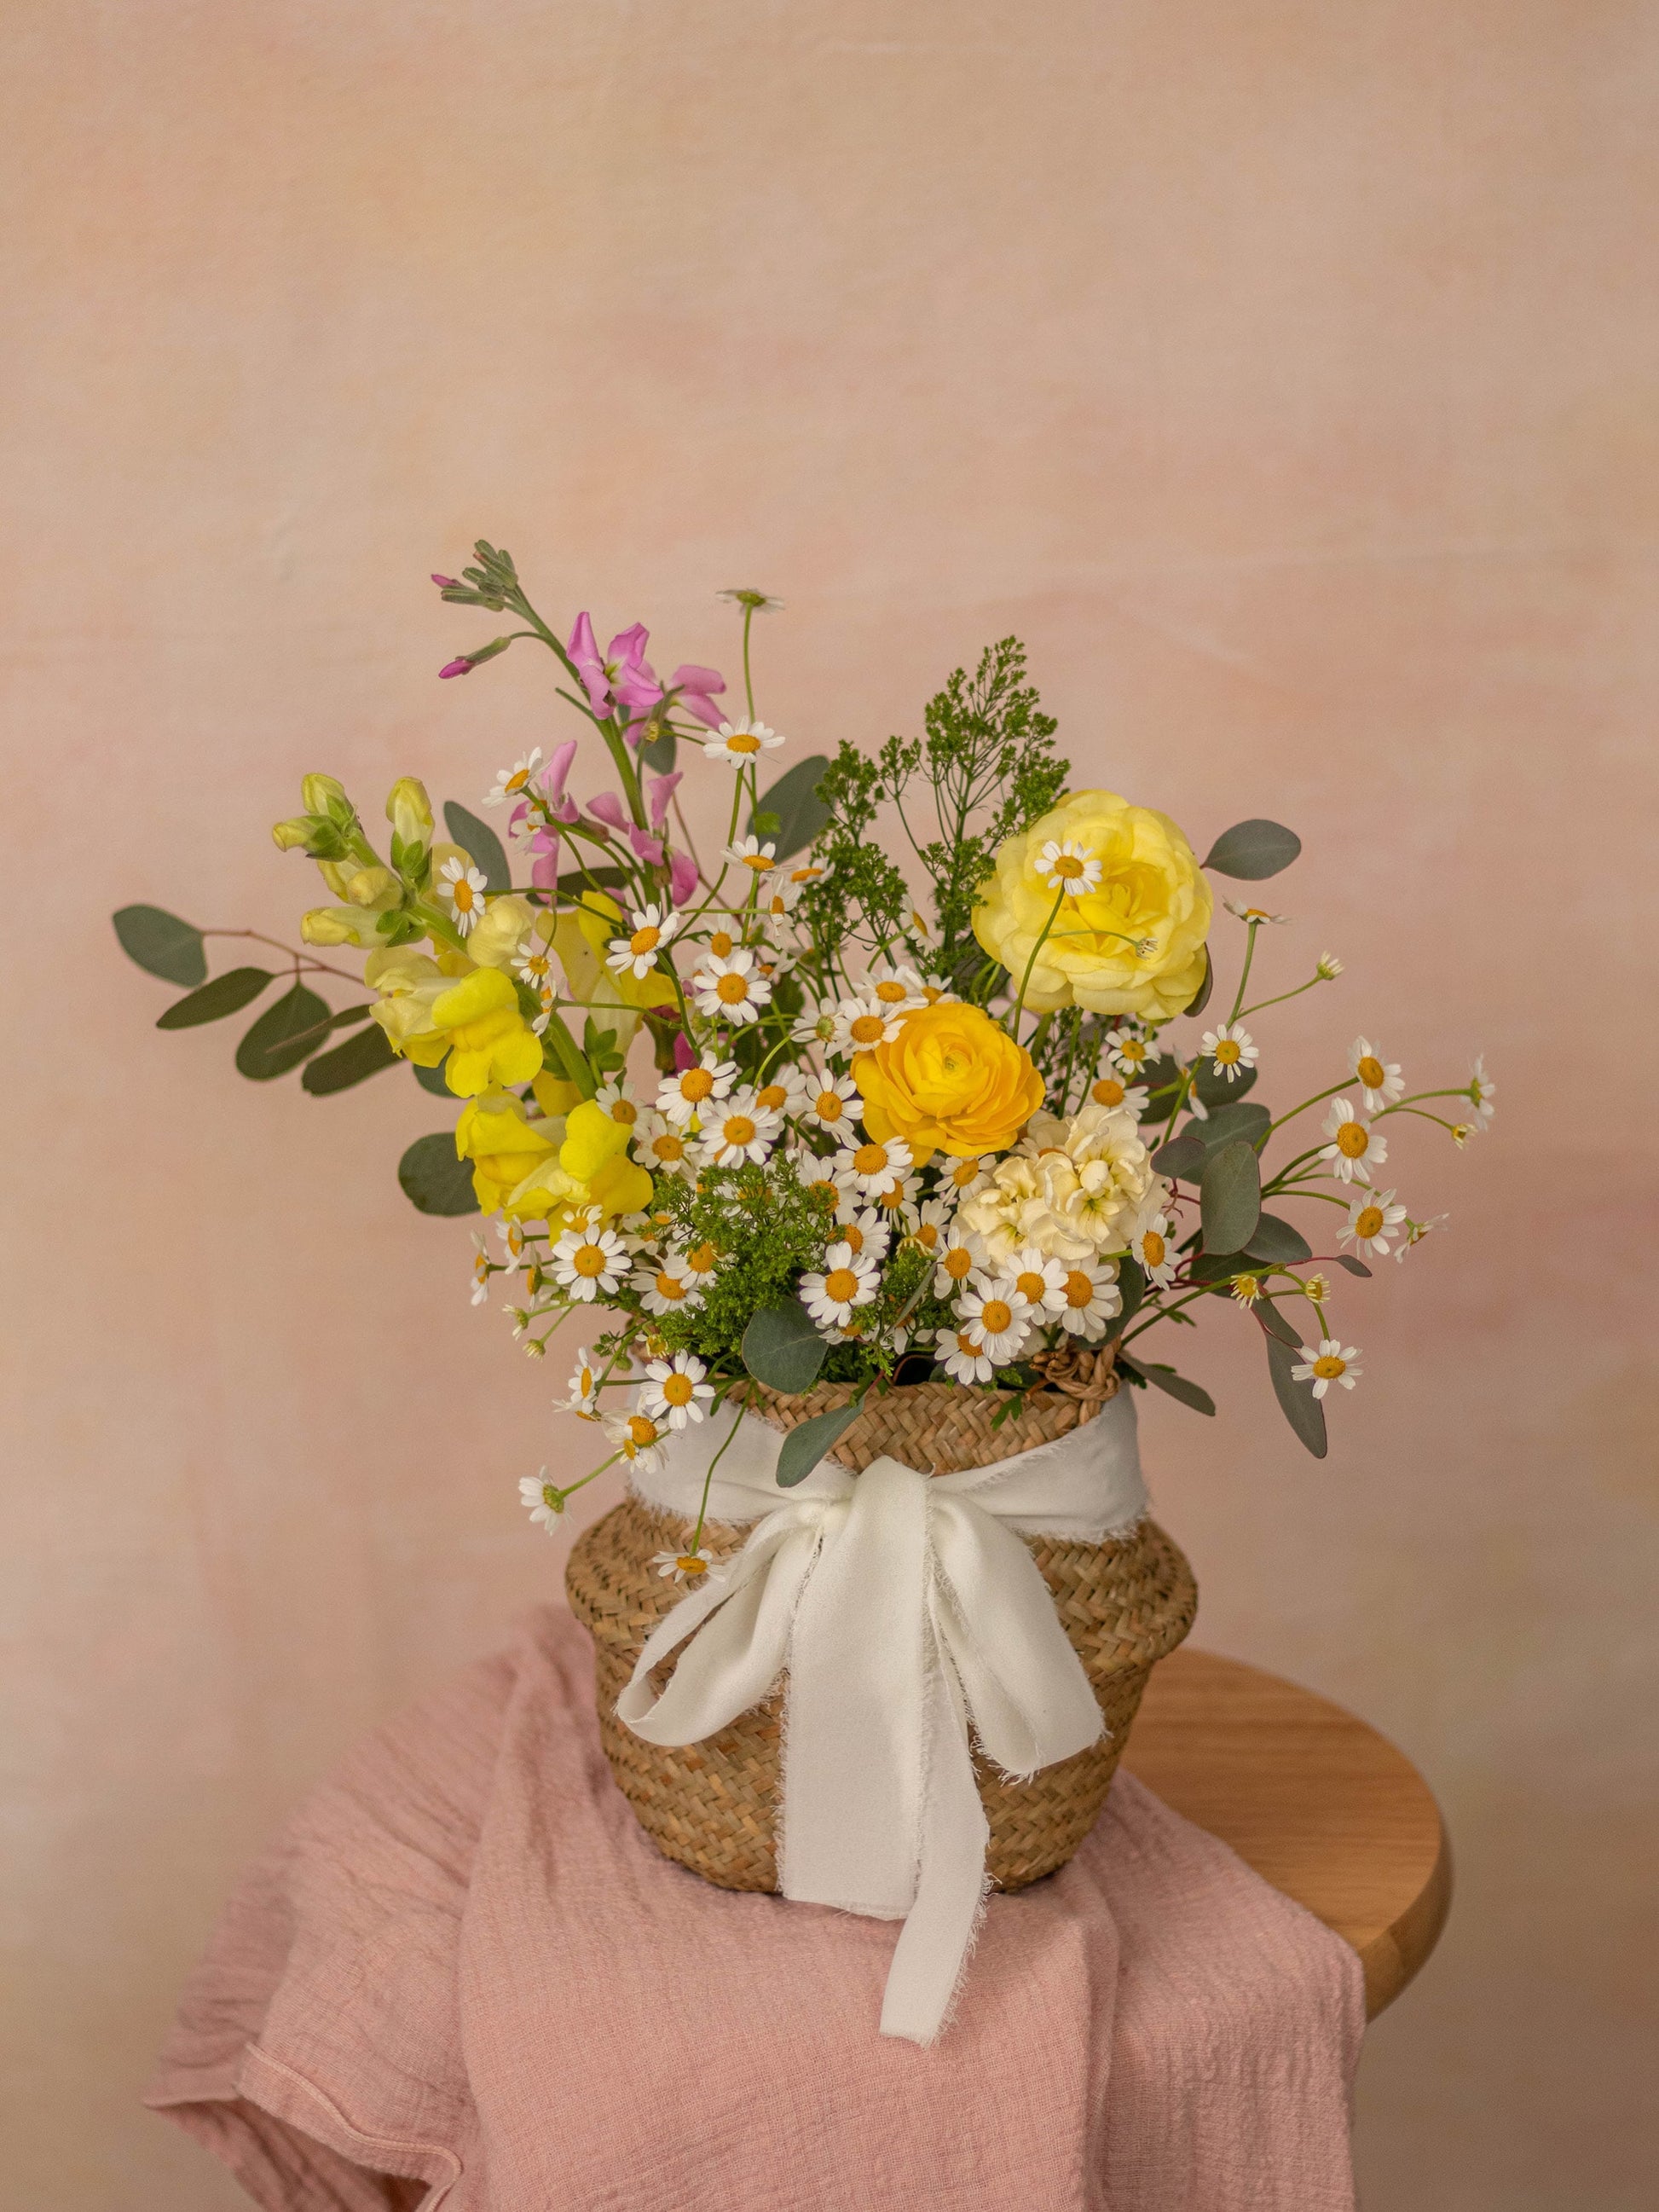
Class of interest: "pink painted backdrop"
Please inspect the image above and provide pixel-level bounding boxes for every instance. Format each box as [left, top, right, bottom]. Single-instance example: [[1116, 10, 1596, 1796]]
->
[[4, 3, 1656, 2205]]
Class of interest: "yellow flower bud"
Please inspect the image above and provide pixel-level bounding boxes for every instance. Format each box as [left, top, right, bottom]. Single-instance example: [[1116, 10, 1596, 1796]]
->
[[343, 865, 402, 911], [301, 906, 372, 946], [301, 773, 348, 816], [272, 816, 317, 851], [466, 894, 535, 972], [385, 776, 434, 847]]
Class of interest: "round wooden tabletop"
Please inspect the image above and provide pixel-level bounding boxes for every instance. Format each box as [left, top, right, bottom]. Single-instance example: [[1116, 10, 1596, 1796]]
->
[[1120, 1647, 1451, 2018]]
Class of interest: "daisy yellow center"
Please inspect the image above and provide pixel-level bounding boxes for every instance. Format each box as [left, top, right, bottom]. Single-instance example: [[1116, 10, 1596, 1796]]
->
[[523, 953, 550, 979], [1142, 1231, 1166, 1267], [1356, 1206, 1384, 1238], [1015, 1271, 1047, 1303], [848, 1013, 887, 1045], [1313, 1354, 1347, 1380], [578, 1368, 594, 1395], [1233, 1276, 1261, 1303], [815, 1091, 845, 1122], [873, 979, 909, 1004], [944, 1247, 974, 1281], [915, 1223, 939, 1249], [723, 1115, 757, 1146], [451, 878, 477, 912], [573, 1245, 606, 1277], [1051, 854, 1087, 880], [655, 1273, 686, 1301], [789, 866, 824, 886], [1337, 1122, 1370, 1158], [474, 1255, 488, 1279], [877, 1183, 906, 1209], [506, 768, 531, 792], [662, 1373, 695, 1406], [1214, 1039, 1242, 1065], [687, 1242, 718, 1273], [980, 1299, 1013, 1334], [1064, 1271, 1095, 1309], [629, 925, 661, 955], [1119, 1040, 1147, 1067], [824, 1266, 859, 1302], [610, 1099, 639, 1125], [627, 1415, 658, 1446], [681, 1068, 715, 1103], [843, 1224, 865, 1254], [541, 1483, 560, 1507], [652, 1133, 686, 1161], [756, 1083, 788, 1111], [506, 1225, 524, 1254], [725, 731, 761, 754], [677, 1554, 708, 1578], [956, 1333, 980, 1355], [853, 1143, 888, 1175], [1357, 1056, 1384, 1088], [708, 930, 736, 958], [950, 1161, 980, 1188], [1090, 1076, 1125, 1108], [742, 852, 770, 871], [716, 972, 750, 1005]]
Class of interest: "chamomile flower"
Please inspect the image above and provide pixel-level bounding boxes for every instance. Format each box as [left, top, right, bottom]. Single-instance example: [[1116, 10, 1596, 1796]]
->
[[1130, 1213, 1178, 1290], [1468, 1055, 1497, 1127], [832, 1202, 891, 1264], [495, 1217, 529, 1276], [957, 1283, 1033, 1364], [437, 855, 488, 935], [689, 948, 772, 1027], [870, 1174, 919, 1231], [606, 903, 683, 979], [934, 1222, 987, 1298], [799, 1242, 881, 1329], [1084, 1066, 1149, 1116], [652, 1547, 723, 1586], [1349, 1037, 1404, 1112], [1001, 1247, 1071, 1315], [757, 883, 798, 940], [717, 587, 785, 613], [593, 1080, 640, 1128], [752, 1067, 807, 1120], [698, 1094, 782, 1167], [864, 961, 927, 1013], [519, 1470, 565, 1532], [935, 1327, 997, 1384], [906, 1196, 955, 1261], [1316, 951, 1344, 981], [939, 1154, 995, 1202], [1037, 838, 1103, 895], [1105, 1027, 1153, 1079], [702, 717, 785, 767], [512, 938, 555, 991], [1341, 1189, 1408, 1259], [529, 982, 558, 1034], [1230, 1273, 1263, 1307], [631, 1108, 694, 1178], [789, 996, 840, 1049], [829, 996, 910, 1056], [550, 1222, 629, 1300], [1223, 900, 1290, 924], [1320, 1098, 1386, 1184], [1291, 1339, 1363, 1398], [680, 1240, 721, 1285], [639, 1352, 715, 1431], [759, 864, 806, 916], [636, 1250, 707, 1317], [603, 1408, 667, 1471], [723, 834, 777, 877], [1200, 1022, 1259, 1083], [1396, 1212, 1448, 1261], [834, 1134, 915, 1199], [485, 749, 544, 808], [697, 918, 745, 960], [656, 1056, 737, 1128], [470, 1231, 492, 1306], [780, 858, 830, 895], [554, 1347, 602, 1418], [1055, 1259, 1123, 1339], [793, 1150, 841, 1207]]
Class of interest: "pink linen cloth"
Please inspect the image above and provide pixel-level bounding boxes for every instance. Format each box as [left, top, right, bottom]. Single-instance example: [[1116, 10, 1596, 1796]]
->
[[147, 1605, 1364, 2211]]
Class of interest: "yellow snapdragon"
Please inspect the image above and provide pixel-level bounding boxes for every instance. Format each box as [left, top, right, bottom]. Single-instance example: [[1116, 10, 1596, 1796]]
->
[[454, 1090, 652, 1225]]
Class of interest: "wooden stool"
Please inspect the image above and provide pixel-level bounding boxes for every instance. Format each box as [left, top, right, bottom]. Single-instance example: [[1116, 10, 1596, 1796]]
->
[[1122, 1648, 1451, 2018]]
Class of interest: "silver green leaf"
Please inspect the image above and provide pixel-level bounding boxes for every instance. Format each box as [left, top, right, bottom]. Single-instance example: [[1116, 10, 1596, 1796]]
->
[[751, 756, 832, 861], [398, 1132, 480, 1216], [1200, 1139, 1262, 1256], [776, 1398, 864, 1487], [442, 802, 512, 895], [1201, 819, 1302, 881], [741, 1301, 828, 1394], [114, 905, 208, 988], [1265, 1335, 1328, 1457], [156, 966, 273, 1029], [235, 984, 331, 1080]]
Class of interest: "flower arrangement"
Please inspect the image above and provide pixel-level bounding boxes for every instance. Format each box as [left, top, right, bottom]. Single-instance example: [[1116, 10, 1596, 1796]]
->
[[114, 542, 1494, 1578]]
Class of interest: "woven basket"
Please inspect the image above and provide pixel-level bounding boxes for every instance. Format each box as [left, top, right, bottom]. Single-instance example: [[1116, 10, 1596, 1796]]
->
[[566, 1358, 1197, 1894]]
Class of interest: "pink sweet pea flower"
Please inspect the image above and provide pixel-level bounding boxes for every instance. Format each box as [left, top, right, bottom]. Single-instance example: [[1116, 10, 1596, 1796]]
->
[[669, 849, 699, 906], [667, 663, 726, 730], [529, 832, 561, 889], [438, 657, 473, 679], [584, 791, 630, 833], [645, 772, 683, 831], [628, 825, 665, 866], [673, 1027, 698, 1074], [431, 574, 460, 588]]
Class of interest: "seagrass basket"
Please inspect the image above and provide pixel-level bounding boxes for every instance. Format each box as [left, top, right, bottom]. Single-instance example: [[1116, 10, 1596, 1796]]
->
[[566, 1353, 1197, 1894]]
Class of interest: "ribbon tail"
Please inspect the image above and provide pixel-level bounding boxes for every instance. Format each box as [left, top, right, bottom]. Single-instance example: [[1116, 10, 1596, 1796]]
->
[[879, 1622, 989, 2046]]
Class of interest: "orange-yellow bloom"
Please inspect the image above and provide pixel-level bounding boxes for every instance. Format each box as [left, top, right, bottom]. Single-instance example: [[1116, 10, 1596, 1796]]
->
[[852, 1002, 1043, 1159]]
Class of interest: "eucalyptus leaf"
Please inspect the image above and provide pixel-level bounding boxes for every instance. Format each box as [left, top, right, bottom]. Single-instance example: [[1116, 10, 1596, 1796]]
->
[[113, 905, 207, 988], [235, 984, 331, 1080], [1266, 1335, 1328, 1458], [1183, 944, 1214, 1020], [1255, 1299, 1304, 1347], [442, 802, 512, 894], [741, 1300, 828, 1394], [156, 966, 273, 1029], [1192, 1055, 1257, 1109], [1189, 1251, 1246, 1286], [1245, 1212, 1313, 1265], [1119, 1355, 1217, 1416], [1333, 1254, 1373, 1277], [555, 868, 627, 896], [639, 727, 678, 773], [1151, 1130, 1207, 1181], [398, 1132, 480, 1216], [751, 755, 831, 860], [302, 1022, 400, 1095], [1200, 1139, 1261, 1255], [1201, 819, 1303, 881], [776, 1399, 864, 1487], [1114, 1256, 1146, 1330], [1190, 1099, 1272, 1155], [413, 1057, 453, 1097]]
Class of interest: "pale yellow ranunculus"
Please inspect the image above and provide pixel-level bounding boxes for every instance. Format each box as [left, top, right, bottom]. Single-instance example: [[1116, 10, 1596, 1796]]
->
[[852, 1001, 1043, 1159], [973, 790, 1212, 1020]]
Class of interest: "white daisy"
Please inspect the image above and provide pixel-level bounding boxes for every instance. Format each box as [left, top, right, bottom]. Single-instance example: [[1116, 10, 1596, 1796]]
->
[[723, 834, 777, 877], [870, 1173, 920, 1232], [799, 1072, 860, 1135], [529, 980, 558, 1035], [631, 1108, 694, 1178], [603, 1408, 667, 1471], [1084, 1066, 1149, 1116], [606, 902, 683, 980], [1036, 838, 1103, 895], [934, 1221, 988, 1299], [864, 960, 928, 1013], [1291, 1339, 1363, 1398], [934, 1326, 997, 1385], [906, 1196, 955, 1261], [829, 996, 910, 1056], [1131, 1213, 1177, 1289], [1340, 1189, 1408, 1259], [1320, 1098, 1386, 1185], [495, 1217, 530, 1277], [834, 1134, 915, 1199], [1396, 1212, 1449, 1261], [1104, 1027, 1153, 1079], [512, 938, 556, 991], [437, 854, 488, 935], [651, 1547, 724, 1586], [484, 749, 544, 809], [470, 1231, 492, 1306], [1001, 1247, 1071, 1316], [717, 588, 785, 613], [554, 1347, 601, 1419], [518, 1469, 565, 1532], [1316, 952, 1344, 981], [957, 1283, 1033, 1364], [1468, 1054, 1496, 1127], [793, 1150, 841, 1206], [639, 1352, 715, 1431], [698, 1094, 782, 1167], [697, 918, 746, 961], [1055, 1259, 1123, 1339], [1223, 900, 1290, 924], [799, 1242, 882, 1330], [1349, 1036, 1404, 1112], [1200, 1022, 1259, 1083], [594, 1079, 641, 1129], [702, 717, 786, 767], [781, 858, 830, 894], [656, 1056, 738, 1129], [550, 1222, 629, 1300], [758, 864, 806, 917], [756, 883, 799, 941], [832, 1202, 892, 1265], [750, 1067, 807, 1120], [635, 1250, 706, 1317], [680, 1240, 721, 1285], [789, 996, 840, 1049], [689, 947, 772, 1027]]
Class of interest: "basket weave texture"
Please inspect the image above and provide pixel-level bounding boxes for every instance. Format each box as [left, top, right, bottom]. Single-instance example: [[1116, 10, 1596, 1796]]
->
[[566, 1374, 1197, 1895]]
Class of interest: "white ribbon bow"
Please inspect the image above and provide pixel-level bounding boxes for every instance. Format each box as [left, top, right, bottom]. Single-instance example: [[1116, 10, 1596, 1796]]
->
[[617, 1389, 1147, 2044]]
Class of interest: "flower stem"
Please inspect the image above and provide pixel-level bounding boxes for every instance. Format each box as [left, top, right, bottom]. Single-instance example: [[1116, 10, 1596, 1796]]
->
[[1010, 887, 1066, 1033]]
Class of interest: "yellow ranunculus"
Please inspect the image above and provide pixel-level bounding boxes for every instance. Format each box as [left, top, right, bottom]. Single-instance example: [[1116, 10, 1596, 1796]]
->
[[457, 1092, 652, 1225], [973, 790, 1212, 1020], [428, 967, 545, 1096], [852, 1002, 1043, 1158]]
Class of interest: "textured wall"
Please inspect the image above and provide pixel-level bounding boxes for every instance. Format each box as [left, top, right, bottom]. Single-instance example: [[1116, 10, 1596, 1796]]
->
[[4, 3, 1656, 2205]]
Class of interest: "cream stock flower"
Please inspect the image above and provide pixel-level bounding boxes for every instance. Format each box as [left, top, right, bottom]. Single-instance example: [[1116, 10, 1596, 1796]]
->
[[958, 1101, 1166, 1264]]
